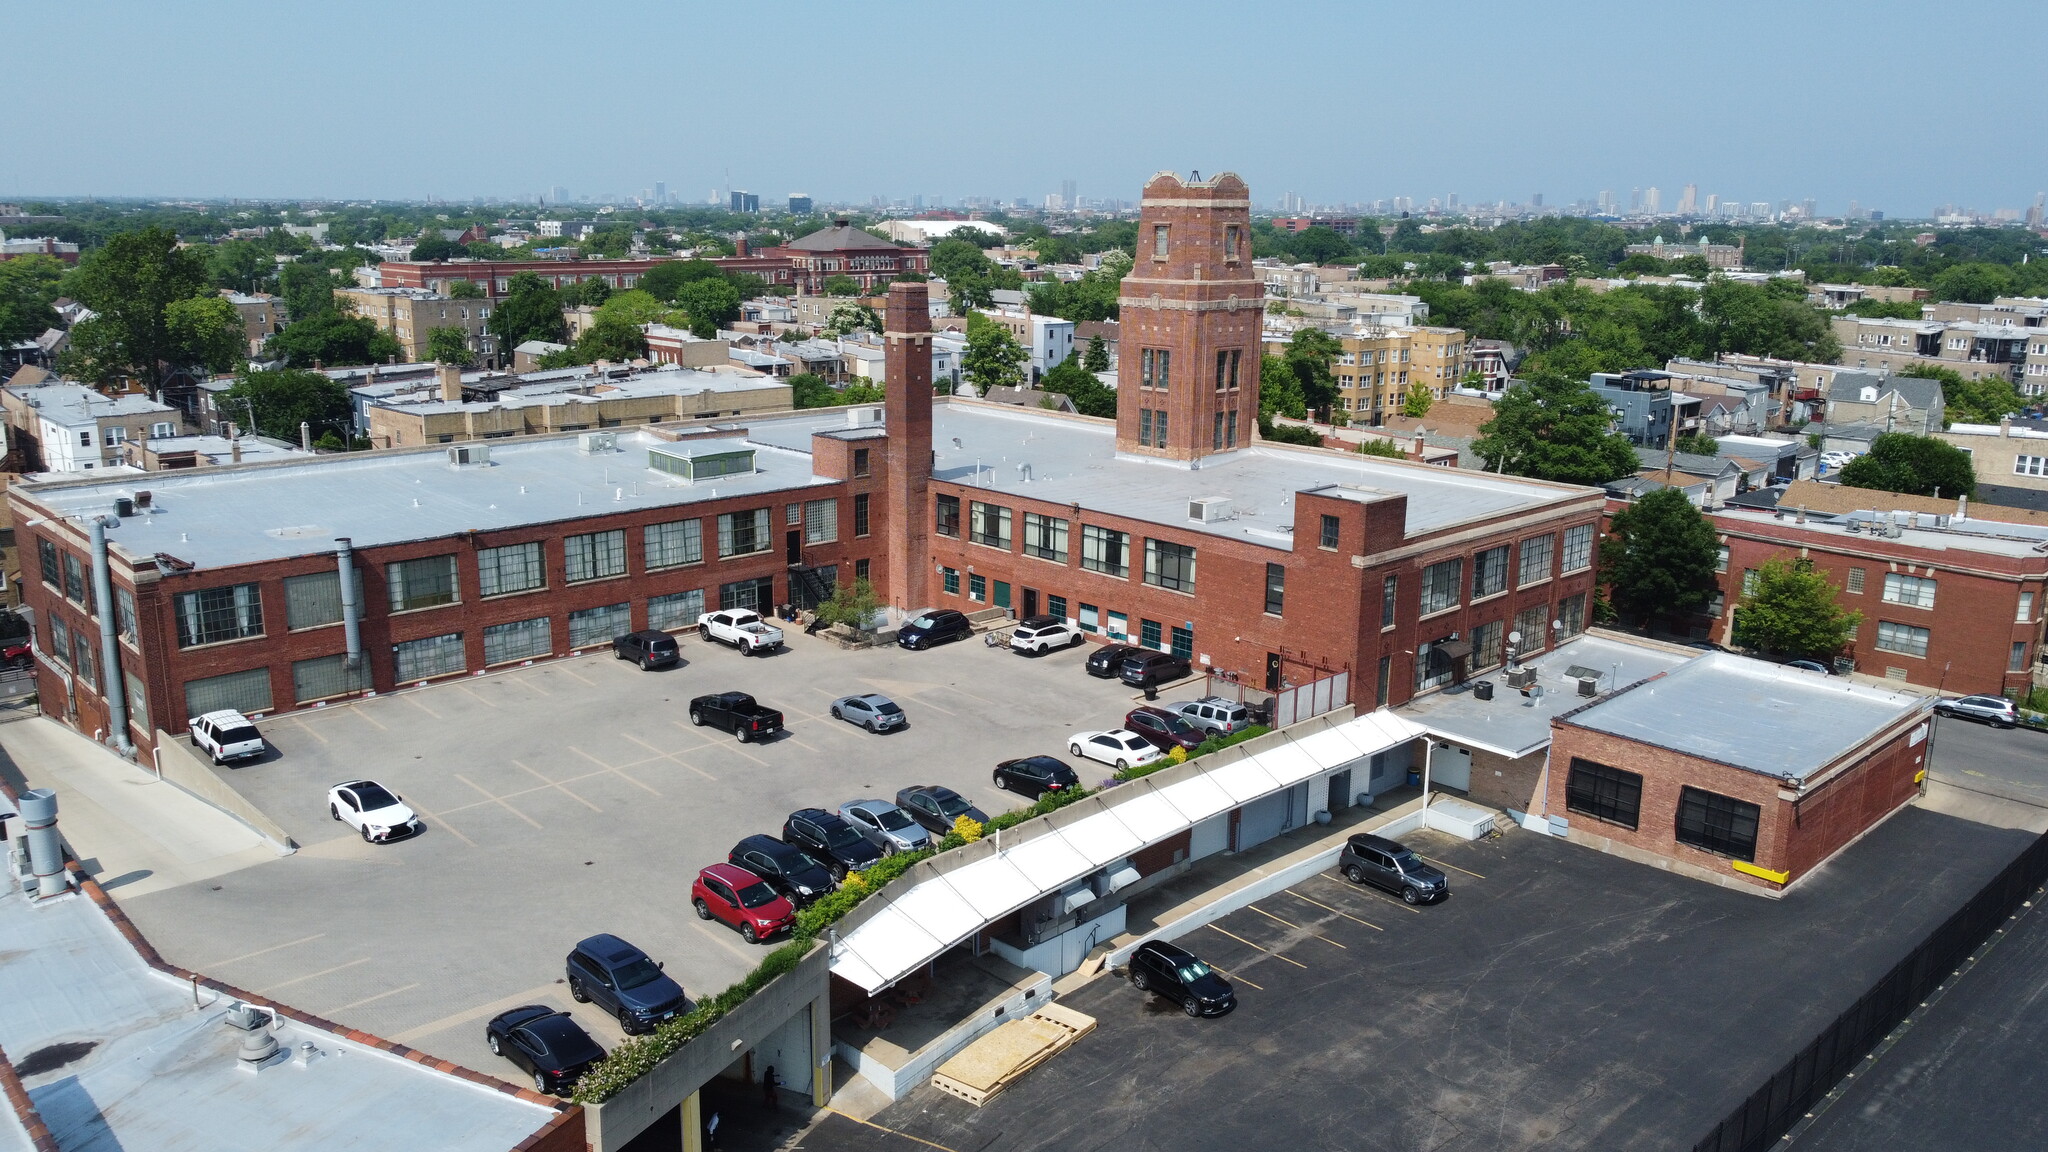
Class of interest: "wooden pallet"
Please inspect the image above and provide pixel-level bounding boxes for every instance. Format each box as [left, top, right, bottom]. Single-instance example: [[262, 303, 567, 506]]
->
[[930, 1003, 1097, 1107]]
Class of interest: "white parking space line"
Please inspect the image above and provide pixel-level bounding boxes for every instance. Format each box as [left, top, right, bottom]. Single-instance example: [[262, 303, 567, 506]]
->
[[909, 697, 956, 717], [404, 798, 478, 848], [456, 773, 543, 829], [281, 715, 330, 744], [453, 683, 500, 709], [353, 709, 388, 731], [687, 918, 775, 967], [391, 984, 570, 1045], [402, 693, 444, 720], [262, 956, 372, 991], [513, 759, 602, 812], [326, 982, 423, 1015], [785, 736, 825, 756], [554, 665, 597, 686], [1316, 871, 1422, 913], [201, 932, 327, 969], [622, 734, 717, 782], [568, 745, 663, 795], [1419, 853, 1486, 880]]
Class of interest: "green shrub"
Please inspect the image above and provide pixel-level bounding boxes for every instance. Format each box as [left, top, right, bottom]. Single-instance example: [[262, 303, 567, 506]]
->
[[1190, 724, 1271, 759]]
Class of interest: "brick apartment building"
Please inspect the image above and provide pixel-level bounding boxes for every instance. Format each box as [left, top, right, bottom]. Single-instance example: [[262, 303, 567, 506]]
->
[[337, 286, 499, 365], [1329, 326, 1468, 424]]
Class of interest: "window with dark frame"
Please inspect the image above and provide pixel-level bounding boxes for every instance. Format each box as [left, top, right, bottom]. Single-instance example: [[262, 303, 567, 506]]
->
[[175, 583, 266, 647], [853, 493, 870, 537], [1420, 557, 1462, 615], [1140, 618, 1163, 650], [1471, 545, 1508, 599], [1565, 758, 1643, 830], [1382, 575, 1398, 627], [1675, 786, 1761, 861], [38, 539, 58, 586], [1264, 563, 1285, 615], [1143, 538, 1196, 593], [935, 494, 960, 537], [852, 447, 871, 478], [1320, 514, 1341, 549]]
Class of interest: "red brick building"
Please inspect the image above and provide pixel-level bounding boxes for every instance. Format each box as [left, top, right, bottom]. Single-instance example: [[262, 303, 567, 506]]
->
[[764, 221, 929, 294], [375, 255, 798, 298]]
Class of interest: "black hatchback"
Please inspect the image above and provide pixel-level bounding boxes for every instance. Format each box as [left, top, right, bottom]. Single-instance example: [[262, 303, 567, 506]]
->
[[486, 1005, 605, 1095], [897, 609, 973, 650], [1119, 651, 1192, 689], [1128, 940, 1235, 1017], [1086, 643, 1145, 678], [564, 934, 688, 1036], [781, 808, 883, 879], [1339, 832, 1449, 904], [730, 834, 836, 905], [993, 755, 1080, 798]]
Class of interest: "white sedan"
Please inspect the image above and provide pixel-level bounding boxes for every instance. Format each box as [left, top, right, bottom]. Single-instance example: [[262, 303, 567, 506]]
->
[[327, 779, 422, 843], [1067, 729, 1166, 771]]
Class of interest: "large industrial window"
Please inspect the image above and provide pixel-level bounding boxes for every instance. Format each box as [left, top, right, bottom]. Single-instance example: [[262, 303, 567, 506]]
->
[[934, 494, 960, 537], [46, 617, 69, 669], [1022, 513, 1068, 562], [1561, 524, 1595, 572], [567, 603, 629, 648], [718, 576, 774, 613], [1414, 640, 1453, 691], [1566, 758, 1643, 830], [644, 520, 703, 569], [716, 509, 771, 558], [292, 654, 366, 703], [1320, 514, 1341, 550], [1081, 525, 1130, 578], [285, 570, 363, 630], [1144, 539, 1197, 593], [483, 617, 553, 665], [394, 632, 466, 682], [71, 631, 96, 692], [38, 539, 58, 586], [941, 566, 959, 596], [1215, 348, 1241, 391], [1470, 620, 1502, 671], [63, 553, 86, 603], [968, 574, 986, 602], [176, 583, 265, 647], [853, 494, 870, 538], [1515, 604, 1549, 652], [387, 555, 458, 612], [1382, 575, 1398, 627], [1170, 625, 1194, 659], [803, 499, 838, 545], [477, 542, 546, 597], [1558, 593, 1588, 637], [565, 530, 627, 583], [1152, 224, 1169, 260], [1265, 563, 1285, 616], [183, 667, 274, 720], [1517, 534, 1554, 587], [125, 671, 150, 731], [1140, 618, 1163, 650], [1420, 558, 1462, 616], [647, 590, 705, 632], [1675, 786, 1761, 861], [116, 587, 136, 642], [1875, 621, 1930, 658], [1471, 546, 1508, 599], [969, 502, 1012, 549], [1881, 573, 1936, 609]]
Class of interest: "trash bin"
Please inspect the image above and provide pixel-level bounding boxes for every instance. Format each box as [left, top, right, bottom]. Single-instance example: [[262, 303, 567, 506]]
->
[[1406, 770, 1421, 788]]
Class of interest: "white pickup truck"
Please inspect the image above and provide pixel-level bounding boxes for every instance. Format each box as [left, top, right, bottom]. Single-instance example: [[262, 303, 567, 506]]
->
[[697, 609, 785, 655]]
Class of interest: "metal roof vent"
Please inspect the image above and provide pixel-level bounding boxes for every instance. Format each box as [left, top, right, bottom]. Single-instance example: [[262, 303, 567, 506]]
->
[[238, 1029, 282, 1071], [447, 444, 491, 467], [1189, 496, 1232, 523], [224, 1001, 272, 1031], [578, 431, 617, 454]]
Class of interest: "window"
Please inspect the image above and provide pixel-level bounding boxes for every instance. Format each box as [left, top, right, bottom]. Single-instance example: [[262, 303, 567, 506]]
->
[[1081, 525, 1130, 578], [801, 499, 838, 546], [1215, 349, 1241, 391], [1565, 758, 1643, 830], [968, 573, 986, 602], [1079, 603, 1099, 633], [63, 554, 85, 603], [785, 502, 800, 528], [567, 603, 629, 648], [388, 555, 458, 612], [718, 576, 774, 613], [1420, 558, 1462, 616], [72, 630, 96, 692], [284, 570, 363, 630], [1224, 225, 1241, 260], [394, 632, 466, 681], [1377, 654, 1392, 707], [151, 421, 175, 438], [1471, 620, 1502, 670], [1047, 594, 1067, 619], [292, 654, 364, 703], [1213, 410, 1226, 450], [176, 584, 265, 647], [1741, 569, 1759, 597], [1561, 524, 1594, 572], [1264, 563, 1285, 615], [969, 502, 1012, 549], [1022, 513, 1068, 562], [2021, 592, 2036, 622], [183, 667, 274, 720], [1382, 575, 1398, 627], [1415, 640, 1453, 691], [1320, 514, 1341, 550], [1472, 546, 1508, 599], [1152, 224, 1169, 260], [935, 494, 960, 537], [852, 447, 871, 478], [1675, 786, 1761, 861], [1558, 592, 1588, 637], [1170, 625, 1194, 659], [1875, 621, 1930, 658], [1144, 539, 1197, 593], [645, 590, 705, 634], [941, 566, 959, 595], [644, 519, 703, 569], [853, 494, 870, 538], [1882, 573, 1936, 609], [1139, 408, 1155, 446], [116, 587, 136, 642], [2015, 454, 2047, 477], [1846, 567, 1866, 594], [1140, 349, 1156, 390], [477, 541, 545, 597], [78, 430, 92, 447], [2013, 642, 2029, 673], [854, 558, 870, 581], [125, 671, 149, 731], [565, 530, 627, 582], [1140, 618, 1163, 650], [716, 509, 771, 557], [1515, 604, 1549, 652], [38, 539, 58, 586], [1714, 545, 1729, 574], [1519, 535, 1555, 587], [1106, 610, 1128, 640], [481, 617, 553, 665]]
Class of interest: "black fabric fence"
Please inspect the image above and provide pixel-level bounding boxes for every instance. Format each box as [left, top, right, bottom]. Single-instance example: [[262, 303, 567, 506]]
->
[[1692, 830, 2048, 1152]]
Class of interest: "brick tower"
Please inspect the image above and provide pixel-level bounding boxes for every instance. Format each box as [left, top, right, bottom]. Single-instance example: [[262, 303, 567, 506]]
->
[[1116, 172, 1264, 463], [882, 281, 933, 613]]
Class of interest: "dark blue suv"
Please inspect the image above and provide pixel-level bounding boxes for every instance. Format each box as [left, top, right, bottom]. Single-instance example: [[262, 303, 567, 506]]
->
[[565, 934, 688, 1035]]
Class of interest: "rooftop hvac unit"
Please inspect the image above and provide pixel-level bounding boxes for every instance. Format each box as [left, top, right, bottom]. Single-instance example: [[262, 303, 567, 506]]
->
[[1577, 676, 1600, 697], [1189, 496, 1233, 523], [447, 444, 491, 467], [1504, 666, 1537, 690], [578, 431, 618, 454]]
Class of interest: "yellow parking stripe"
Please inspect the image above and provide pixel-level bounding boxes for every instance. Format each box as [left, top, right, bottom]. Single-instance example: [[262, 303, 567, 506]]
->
[[1318, 871, 1421, 913], [1207, 923, 1308, 968], [1420, 854, 1485, 879], [1249, 904, 1347, 948], [1207, 964, 1262, 991], [1284, 888, 1383, 931]]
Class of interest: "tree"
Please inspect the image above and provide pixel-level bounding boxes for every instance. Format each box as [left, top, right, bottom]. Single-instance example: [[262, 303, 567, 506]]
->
[[266, 312, 401, 368], [1843, 297, 1922, 319], [814, 577, 882, 632], [1932, 262, 2019, 305], [1700, 278, 1841, 362], [574, 316, 648, 362], [1357, 437, 1406, 459], [567, 276, 612, 307], [842, 381, 885, 404], [1902, 363, 2023, 426], [163, 295, 247, 373], [488, 271, 567, 349], [60, 225, 211, 391], [207, 239, 273, 293], [962, 312, 1027, 394], [675, 276, 741, 338], [1732, 556, 1862, 660], [1838, 432, 1977, 498], [1290, 226, 1354, 266], [1402, 389, 1433, 418], [595, 289, 668, 328], [279, 260, 343, 322], [425, 326, 473, 366], [639, 259, 723, 304], [1472, 371, 1640, 485], [823, 302, 881, 338], [1039, 352, 1117, 418], [0, 254, 66, 343], [788, 373, 838, 408], [446, 278, 483, 299], [1601, 488, 1721, 623], [820, 274, 862, 296], [1082, 334, 1110, 372], [1675, 433, 1719, 456], [409, 234, 466, 261], [219, 368, 353, 441], [1282, 329, 1342, 416]]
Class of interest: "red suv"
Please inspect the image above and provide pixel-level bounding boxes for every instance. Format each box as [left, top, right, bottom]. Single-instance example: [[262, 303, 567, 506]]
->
[[1124, 706, 1205, 753], [692, 863, 797, 944]]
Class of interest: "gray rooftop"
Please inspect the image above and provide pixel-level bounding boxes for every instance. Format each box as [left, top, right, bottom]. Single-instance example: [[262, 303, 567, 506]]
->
[[4, 382, 174, 425], [0, 878, 557, 1152], [1562, 651, 1927, 782], [1712, 505, 2048, 557], [1396, 633, 1695, 759]]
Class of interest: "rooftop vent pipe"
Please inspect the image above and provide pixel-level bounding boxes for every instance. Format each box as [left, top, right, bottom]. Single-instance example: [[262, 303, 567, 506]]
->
[[336, 539, 362, 675], [89, 517, 132, 757], [19, 788, 71, 899]]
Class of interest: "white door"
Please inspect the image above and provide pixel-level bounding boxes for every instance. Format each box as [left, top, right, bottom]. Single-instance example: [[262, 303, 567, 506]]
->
[[1432, 743, 1473, 792]]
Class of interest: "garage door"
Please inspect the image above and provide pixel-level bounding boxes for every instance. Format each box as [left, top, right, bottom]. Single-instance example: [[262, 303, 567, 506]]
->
[[1234, 791, 1289, 851]]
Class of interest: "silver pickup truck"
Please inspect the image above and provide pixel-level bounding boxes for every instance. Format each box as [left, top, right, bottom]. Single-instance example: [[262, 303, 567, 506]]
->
[[696, 609, 785, 655]]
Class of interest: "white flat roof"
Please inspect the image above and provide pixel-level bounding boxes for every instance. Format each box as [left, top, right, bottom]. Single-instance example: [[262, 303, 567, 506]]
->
[[1396, 634, 1696, 759]]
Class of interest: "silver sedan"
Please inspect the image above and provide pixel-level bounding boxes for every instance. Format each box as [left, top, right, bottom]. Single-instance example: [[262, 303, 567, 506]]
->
[[839, 798, 932, 854], [830, 693, 907, 733]]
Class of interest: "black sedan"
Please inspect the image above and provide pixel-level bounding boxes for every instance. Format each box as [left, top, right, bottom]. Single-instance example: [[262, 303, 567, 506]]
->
[[486, 1006, 605, 1095], [894, 784, 990, 836], [1127, 940, 1235, 1017], [1086, 643, 1145, 678], [992, 755, 1081, 798], [782, 808, 883, 879]]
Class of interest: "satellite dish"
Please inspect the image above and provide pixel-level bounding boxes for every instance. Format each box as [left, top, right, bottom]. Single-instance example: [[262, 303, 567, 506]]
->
[[1508, 630, 1523, 646]]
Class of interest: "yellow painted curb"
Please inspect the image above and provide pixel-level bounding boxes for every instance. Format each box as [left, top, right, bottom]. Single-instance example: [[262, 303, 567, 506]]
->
[[1732, 859, 1790, 884]]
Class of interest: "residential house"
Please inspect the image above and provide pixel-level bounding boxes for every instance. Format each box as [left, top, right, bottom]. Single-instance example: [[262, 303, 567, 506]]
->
[[0, 380, 180, 472]]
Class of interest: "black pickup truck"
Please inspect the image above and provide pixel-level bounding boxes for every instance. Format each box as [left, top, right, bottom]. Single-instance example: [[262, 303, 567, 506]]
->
[[687, 692, 784, 742]]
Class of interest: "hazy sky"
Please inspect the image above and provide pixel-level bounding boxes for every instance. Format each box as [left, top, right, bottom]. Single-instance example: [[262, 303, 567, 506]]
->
[[11, 1, 2042, 215]]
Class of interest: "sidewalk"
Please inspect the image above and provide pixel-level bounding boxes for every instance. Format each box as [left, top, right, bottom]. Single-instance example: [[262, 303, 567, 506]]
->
[[0, 717, 278, 899]]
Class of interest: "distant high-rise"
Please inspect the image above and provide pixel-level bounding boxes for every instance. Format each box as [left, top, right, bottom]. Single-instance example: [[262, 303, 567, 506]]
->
[[549, 185, 569, 205], [1706, 193, 1719, 215], [1447, 193, 1460, 209], [654, 181, 667, 204], [1749, 202, 1771, 219], [1629, 187, 1643, 212], [1677, 184, 1697, 214], [788, 193, 813, 215], [1061, 179, 1076, 209], [1531, 192, 1543, 208], [1598, 190, 1615, 214], [1803, 198, 1817, 219], [1644, 186, 1662, 214], [730, 190, 759, 213]]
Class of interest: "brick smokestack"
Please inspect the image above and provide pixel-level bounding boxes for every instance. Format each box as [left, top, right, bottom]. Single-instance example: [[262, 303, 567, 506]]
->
[[883, 282, 933, 614], [734, 234, 750, 258], [437, 364, 462, 403]]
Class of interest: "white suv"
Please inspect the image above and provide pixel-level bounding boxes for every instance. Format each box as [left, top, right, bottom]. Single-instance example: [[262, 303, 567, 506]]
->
[[1010, 615, 1084, 655], [189, 710, 267, 765]]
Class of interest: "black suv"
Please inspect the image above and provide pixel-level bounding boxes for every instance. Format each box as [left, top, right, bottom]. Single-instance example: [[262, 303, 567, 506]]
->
[[992, 755, 1080, 798], [730, 834, 836, 905], [485, 1006, 605, 1095], [1338, 833, 1449, 905], [781, 808, 883, 879], [897, 608, 973, 650], [1086, 643, 1144, 678], [612, 630, 680, 669], [564, 934, 688, 1035], [1118, 651, 1192, 689], [1127, 940, 1235, 1017], [894, 785, 990, 836]]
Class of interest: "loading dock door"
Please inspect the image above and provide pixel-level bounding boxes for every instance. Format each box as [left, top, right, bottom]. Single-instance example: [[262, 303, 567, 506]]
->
[[1235, 791, 1288, 851], [1432, 743, 1473, 792], [1327, 769, 1352, 813]]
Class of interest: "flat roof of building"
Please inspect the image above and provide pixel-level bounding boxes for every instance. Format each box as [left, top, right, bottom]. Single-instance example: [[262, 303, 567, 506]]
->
[[0, 874, 559, 1152], [1560, 651, 1927, 782], [1712, 504, 2048, 557], [4, 382, 174, 424], [1396, 633, 1695, 759]]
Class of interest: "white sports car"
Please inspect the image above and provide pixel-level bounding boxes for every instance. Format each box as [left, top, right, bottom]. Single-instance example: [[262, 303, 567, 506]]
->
[[327, 779, 422, 843], [1067, 729, 1166, 771]]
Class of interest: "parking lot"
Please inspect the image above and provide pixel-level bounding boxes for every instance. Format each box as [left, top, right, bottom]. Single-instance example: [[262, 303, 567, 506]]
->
[[807, 801, 2040, 1152], [112, 628, 1181, 1080]]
